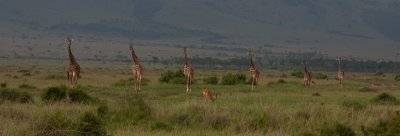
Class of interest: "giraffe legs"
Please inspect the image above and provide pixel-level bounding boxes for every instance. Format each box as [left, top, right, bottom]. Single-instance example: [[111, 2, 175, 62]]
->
[[185, 75, 192, 93], [251, 76, 255, 91], [137, 73, 142, 92], [133, 72, 142, 92], [71, 71, 78, 86]]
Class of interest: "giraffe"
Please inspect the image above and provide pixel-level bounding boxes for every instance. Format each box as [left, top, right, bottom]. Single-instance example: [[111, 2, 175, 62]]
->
[[302, 61, 314, 88], [248, 49, 260, 91], [65, 37, 80, 86], [337, 57, 344, 88], [183, 47, 193, 93], [129, 43, 143, 92]]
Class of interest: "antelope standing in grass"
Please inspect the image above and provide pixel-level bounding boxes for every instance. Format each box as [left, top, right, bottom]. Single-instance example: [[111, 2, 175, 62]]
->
[[203, 88, 217, 102]]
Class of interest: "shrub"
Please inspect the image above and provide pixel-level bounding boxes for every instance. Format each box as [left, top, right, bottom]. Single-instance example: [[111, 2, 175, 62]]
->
[[359, 87, 377, 92], [221, 73, 246, 85], [113, 94, 151, 125], [375, 72, 384, 76], [395, 75, 400, 81], [0, 82, 6, 88], [320, 123, 355, 136], [247, 114, 270, 133], [97, 103, 109, 118], [291, 71, 303, 78], [277, 79, 286, 84], [35, 111, 77, 136], [159, 70, 186, 84], [150, 121, 173, 131], [372, 93, 398, 104], [44, 74, 66, 80], [19, 92, 34, 103], [0, 88, 33, 103], [204, 114, 229, 130], [77, 112, 107, 136], [362, 113, 400, 135], [18, 84, 37, 89], [68, 88, 97, 104], [112, 78, 150, 87], [313, 73, 328, 80], [42, 86, 67, 102], [169, 104, 205, 128], [341, 101, 366, 110], [203, 75, 218, 85]]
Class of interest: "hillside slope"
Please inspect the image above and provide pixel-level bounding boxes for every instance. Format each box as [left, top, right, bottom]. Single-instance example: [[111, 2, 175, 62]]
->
[[0, 0, 399, 60]]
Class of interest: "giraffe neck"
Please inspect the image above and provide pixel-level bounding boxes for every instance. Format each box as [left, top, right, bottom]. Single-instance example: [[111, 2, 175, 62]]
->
[[184, 51, 189, 66], [338, 60, 343, 72], [68, 45, 77, 64], [304, 65, 309, 74], [249, 52, 256, 68], [130, 48, 140, 65]]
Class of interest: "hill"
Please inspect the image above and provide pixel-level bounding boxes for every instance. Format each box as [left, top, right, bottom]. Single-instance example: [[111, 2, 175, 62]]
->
[[0, 0, 400, 61]]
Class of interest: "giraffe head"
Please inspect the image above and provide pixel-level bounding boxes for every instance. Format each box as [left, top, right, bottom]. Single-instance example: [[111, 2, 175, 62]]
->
[[302, 61, 307, 65], [129, 43, 134, 52], [337, 57, 343, 61], [248, 48, 253, 56], [65, 37, 73, 46], [183, 47, 187, 53]]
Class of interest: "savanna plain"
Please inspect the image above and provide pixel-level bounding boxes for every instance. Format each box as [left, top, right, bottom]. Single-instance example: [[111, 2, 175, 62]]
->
[[0, 59, 400, 136]]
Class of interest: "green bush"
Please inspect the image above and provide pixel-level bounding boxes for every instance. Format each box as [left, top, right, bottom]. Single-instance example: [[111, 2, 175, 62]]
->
[[375, 72, 384, 76], [0, 88, 33, 103], [247, 114, 270, 133], [395, 75, 400, 81], [68, 88, 97, 104], [362, 113, 400, 135], [42, 86, 67, 102], [291, 71, 304, 78], [169, 105, 205, 128], [221, 73, 246, 85], [112, 77, 150, 87], [44, 74, 66, 80], [277, 79, 286, 84], [112, 94, 151, 125], [36, 111, 107, 136], [35, 111, 77, 136], [203, 75, 218, 85], [18, 84, 37, 89], [150, 121, 173, 131], [359, 87, 377, 92], [372, 93, 398, 105], [320, 123, 355, 136], [97, 103, 109, 118], [78, 112, 107, 136], [341, 101, 366, 110], [313, 73, 328, 80], [204, 114, 230, 130], [0, 82, 6, 88], [159, 70, 186, 84]]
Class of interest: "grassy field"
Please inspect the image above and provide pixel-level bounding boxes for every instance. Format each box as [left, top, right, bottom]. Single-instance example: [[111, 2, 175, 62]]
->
[[0, 60, 400, 136]]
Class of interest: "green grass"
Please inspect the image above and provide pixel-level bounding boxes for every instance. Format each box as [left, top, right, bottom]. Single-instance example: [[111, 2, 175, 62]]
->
[[0, 67, 400, 135]]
